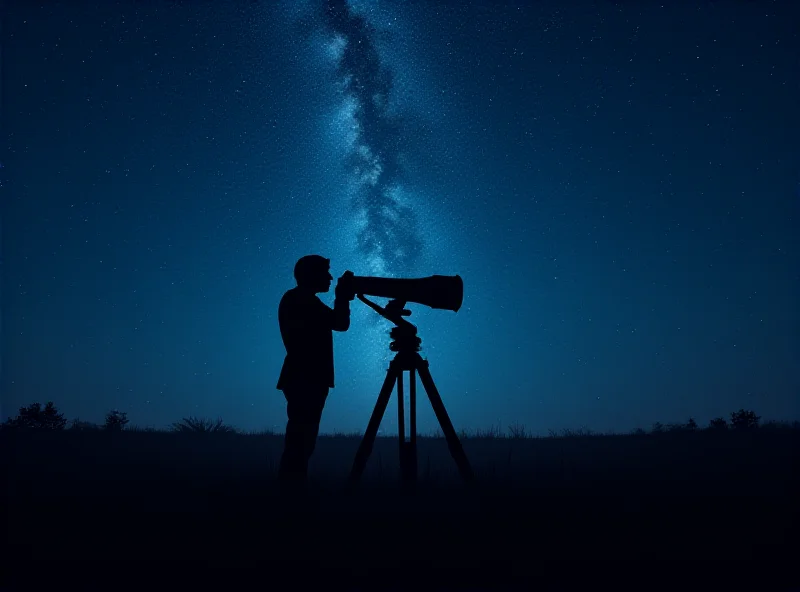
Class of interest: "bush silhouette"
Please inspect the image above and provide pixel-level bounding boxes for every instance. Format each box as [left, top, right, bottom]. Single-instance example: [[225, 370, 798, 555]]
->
[[70, 418, 100, 431], [666, 418, 699, 432], [104, 410, 130, 431], [507, 421, 527, 438], [0, 401, 785, 440], [170, 417, 237, 434], [730, 409, 760, 430], [3, 402, 67, 430], [708, 417, 728, 430]]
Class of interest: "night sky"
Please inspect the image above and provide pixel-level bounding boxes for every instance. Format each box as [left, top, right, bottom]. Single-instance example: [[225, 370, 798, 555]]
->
[[3, 1, 798, 436]]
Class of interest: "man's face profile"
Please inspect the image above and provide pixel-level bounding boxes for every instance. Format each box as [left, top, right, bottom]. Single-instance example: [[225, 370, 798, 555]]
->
[[300, 266, 332, 294], [316, 266, 333, 294]]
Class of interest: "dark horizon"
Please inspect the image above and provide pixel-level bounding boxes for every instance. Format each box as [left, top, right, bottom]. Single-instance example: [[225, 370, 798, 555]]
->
[[3, 0, 799, 435]]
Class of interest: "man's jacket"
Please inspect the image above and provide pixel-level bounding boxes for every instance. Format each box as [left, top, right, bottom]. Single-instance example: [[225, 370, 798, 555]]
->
[[276, 287, 350, 390]]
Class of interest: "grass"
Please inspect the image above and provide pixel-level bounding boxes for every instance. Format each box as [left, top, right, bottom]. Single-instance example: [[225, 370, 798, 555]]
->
[[2, 418, 798, 583]]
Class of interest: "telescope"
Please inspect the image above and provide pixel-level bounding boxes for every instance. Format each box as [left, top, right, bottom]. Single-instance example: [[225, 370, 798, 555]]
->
[[346, 272, 474, 486], [347, 274, 463, 313]]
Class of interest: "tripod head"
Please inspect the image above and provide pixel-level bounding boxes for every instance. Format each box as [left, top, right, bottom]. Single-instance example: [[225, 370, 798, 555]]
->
[[351, 273, 462, 354], [357, 294, 413, 328], [357, 295, 421, 353]]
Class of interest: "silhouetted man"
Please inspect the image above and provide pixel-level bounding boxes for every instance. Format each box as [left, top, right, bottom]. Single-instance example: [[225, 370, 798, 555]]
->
[[276, 255, 355, 486]]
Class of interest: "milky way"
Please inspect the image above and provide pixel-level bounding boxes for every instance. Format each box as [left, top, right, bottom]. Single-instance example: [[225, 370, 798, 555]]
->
[[321, 0, 423, 277]]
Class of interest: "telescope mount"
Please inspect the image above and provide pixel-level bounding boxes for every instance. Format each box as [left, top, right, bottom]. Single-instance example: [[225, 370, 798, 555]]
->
[[349, 295, 475, 485]]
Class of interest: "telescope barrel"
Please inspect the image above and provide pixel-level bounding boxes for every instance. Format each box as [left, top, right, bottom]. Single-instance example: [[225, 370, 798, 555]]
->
[[350, 274, 463, 312]]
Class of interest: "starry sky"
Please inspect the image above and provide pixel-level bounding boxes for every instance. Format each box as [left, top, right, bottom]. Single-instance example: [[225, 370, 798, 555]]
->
[[3, 0, 798, 435]]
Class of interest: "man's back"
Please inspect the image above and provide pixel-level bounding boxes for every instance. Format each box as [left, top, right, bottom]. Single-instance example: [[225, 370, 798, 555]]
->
[[276, 287, 349, 390]]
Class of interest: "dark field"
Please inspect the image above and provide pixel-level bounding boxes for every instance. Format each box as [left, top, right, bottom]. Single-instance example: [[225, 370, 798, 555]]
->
[[3, 426, 799, 582]]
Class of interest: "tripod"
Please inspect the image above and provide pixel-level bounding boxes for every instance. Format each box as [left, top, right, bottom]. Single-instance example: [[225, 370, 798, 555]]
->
[[349, 296, 474, 484]]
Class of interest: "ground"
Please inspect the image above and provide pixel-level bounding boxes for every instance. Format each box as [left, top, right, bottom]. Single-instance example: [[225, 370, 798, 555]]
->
[[3, 427, 798, 585]]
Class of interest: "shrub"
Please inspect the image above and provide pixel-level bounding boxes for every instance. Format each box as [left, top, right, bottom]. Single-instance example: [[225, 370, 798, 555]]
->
[[709, 417, 728, 430], [4, 402, 67, 430], [170, 417, 237, 434], [126, 425, 158, 433], [760, 420, 791, 431], [668, 418, 699, 432], [70, 418, 100, 431], [472, 425, 502, 439], [507, 421, 527, 439], [104, 410, 130, 431], [730, 409, 760, 430]]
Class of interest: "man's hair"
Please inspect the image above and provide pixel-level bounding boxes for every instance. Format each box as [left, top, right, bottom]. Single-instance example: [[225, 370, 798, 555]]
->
[[294, 254, 330, 284]]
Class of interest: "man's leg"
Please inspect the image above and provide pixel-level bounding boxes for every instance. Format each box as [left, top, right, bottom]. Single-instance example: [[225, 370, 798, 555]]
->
[[279, 386, 329, 483], [279, 387, 307, 482], [300, 386, 329, 469]]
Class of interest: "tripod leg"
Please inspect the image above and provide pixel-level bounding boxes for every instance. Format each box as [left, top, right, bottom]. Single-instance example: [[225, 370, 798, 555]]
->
[[397, 368, 405, 442], [409, 368, 417, 482], [416, 357, 475, 483], [349, 361, 399, 483], [397, 369, 411, 483]]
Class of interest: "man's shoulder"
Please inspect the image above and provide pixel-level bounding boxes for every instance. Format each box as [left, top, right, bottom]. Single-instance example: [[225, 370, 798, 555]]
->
[[280, 288, 324, 308]]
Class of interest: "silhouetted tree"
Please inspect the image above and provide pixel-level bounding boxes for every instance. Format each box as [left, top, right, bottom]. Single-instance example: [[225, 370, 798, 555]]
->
[[651, 422, 664, 434], [4, 402, 67, 430], [104, 410, 129, 431], [709, 417, 728, 430], [730, 409, 760, 430], [686, 418, 698, 431]]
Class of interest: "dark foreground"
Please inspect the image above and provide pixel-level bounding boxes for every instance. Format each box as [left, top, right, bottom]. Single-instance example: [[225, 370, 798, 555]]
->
[[3, 428, 799, 584]]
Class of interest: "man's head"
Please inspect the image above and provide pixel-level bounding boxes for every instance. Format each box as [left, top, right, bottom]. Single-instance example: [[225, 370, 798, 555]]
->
[[294, 254, 333, 294]]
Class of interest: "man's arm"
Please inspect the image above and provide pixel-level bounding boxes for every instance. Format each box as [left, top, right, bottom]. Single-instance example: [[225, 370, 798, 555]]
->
[[330, 296, 351, 332], [330, 271, 354, 331]]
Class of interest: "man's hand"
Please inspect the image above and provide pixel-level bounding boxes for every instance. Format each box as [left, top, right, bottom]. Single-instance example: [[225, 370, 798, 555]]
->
[[335, 270, 356, 301]]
